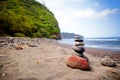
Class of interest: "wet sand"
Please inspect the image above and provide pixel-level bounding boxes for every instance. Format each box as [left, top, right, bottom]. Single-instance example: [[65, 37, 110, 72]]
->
[[0, 38, 120, 80]]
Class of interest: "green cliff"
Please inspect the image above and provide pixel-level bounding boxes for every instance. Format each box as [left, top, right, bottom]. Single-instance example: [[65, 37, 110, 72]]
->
[[0, 0, 61, 39]]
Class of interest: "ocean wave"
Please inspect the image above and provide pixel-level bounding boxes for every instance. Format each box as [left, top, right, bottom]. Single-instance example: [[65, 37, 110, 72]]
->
[[84, 38, 119, 41], [58, 38, 120, 51], [85, 45, 120, 51]]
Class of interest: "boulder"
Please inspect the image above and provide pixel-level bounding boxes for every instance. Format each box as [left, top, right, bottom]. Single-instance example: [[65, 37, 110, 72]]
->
[[100, 56, 116, 67], [66, 55, 90, 70]]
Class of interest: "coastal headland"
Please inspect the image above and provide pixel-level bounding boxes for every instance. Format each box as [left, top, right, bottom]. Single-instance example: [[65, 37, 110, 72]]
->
[[0, 37, 120, 80]]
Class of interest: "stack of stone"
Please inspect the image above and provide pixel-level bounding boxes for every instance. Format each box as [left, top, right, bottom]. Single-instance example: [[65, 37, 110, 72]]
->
[[66, 36, 90, 70], [73, 35, 85, 57]]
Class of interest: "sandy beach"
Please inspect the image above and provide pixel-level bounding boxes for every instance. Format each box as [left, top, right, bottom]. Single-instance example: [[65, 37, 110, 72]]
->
[[0, 37, 120, 80]]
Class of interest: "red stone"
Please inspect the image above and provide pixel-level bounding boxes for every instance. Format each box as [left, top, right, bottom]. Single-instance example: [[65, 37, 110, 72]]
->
[[66, 55, 90, 70]]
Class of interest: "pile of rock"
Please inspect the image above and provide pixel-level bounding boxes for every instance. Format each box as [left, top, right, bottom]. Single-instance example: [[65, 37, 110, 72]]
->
[[66, 35, 90, 70], [73, 35, 85, 57]]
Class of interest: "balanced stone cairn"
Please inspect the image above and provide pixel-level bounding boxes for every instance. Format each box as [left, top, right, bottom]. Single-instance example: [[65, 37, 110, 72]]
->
[[66, 35, 90, 70], [73, 35, 85, 57]]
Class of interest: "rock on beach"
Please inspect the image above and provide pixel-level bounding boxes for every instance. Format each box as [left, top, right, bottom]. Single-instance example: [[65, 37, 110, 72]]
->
[[66, 55, 90, 70], [101, 56, 116, 67]]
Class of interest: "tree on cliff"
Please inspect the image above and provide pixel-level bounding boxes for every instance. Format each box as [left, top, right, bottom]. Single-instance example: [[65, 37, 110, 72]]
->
[[0, 0, 61, 39]]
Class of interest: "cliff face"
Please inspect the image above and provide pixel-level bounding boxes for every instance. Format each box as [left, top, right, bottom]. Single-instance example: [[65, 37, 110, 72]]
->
[[0, 0, 61, 39]]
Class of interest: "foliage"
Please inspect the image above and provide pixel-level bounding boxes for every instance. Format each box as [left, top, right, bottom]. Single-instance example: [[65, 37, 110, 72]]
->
[[14, 33, 25, 37], [0, 0, 61, 39]]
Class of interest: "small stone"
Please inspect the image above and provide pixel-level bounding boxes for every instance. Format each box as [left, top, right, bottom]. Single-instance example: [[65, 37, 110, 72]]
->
[[74, 35, 84, 42], [2, 73, 5, 77], [29, 44, 37, 47], [74, 42, 84, 46], [0, 65, 3, 69], [76, 53, 84, 57], [75, 35, 81, 40], [101, 56, 116, 67], [75, 39, 83, 42], [36, 61, 40, 64], [83, 55, 89, 61], [72, 46, 85, 53], [15, 45, 23, 50]]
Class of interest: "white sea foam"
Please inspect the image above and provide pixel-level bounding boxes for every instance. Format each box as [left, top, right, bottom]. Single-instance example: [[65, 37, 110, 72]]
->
[[84, 38, 118, 41]]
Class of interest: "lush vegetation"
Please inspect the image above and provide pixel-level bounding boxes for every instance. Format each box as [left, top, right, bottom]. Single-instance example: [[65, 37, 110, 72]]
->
[[0, 0, 61, 39]]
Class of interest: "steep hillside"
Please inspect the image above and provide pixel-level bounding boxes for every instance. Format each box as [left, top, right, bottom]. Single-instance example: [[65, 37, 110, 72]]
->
[[0, 0, 61, 39]]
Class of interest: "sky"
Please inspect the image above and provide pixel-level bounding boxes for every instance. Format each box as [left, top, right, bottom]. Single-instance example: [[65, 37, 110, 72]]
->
[[36, 0, 120, 38]]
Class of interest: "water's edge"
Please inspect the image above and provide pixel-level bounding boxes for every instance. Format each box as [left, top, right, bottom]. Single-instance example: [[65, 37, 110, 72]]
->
[[58, 38, 120, 52]]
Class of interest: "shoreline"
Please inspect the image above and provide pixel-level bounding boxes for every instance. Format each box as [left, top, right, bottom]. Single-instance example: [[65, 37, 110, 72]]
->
[[57, 40, 120, 63], [58, 38, 120, 52], [57, 42, 120, 63]]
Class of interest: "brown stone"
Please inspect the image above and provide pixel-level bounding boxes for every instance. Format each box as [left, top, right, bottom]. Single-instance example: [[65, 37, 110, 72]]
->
[[15, 45, 23, 50]]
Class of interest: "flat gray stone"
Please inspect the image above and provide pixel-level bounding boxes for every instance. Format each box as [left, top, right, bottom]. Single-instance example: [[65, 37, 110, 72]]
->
[[101, 56, 116, 67], [73, 46, 85, 54], [74, 42, 84, 46]]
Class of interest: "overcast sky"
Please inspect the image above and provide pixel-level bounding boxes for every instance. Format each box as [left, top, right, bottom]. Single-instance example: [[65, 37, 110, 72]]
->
[[36, 0, 120, 38]]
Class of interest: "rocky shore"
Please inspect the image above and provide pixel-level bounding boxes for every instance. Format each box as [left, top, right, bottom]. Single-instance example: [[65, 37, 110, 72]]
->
[[0, 37, 120, 80]]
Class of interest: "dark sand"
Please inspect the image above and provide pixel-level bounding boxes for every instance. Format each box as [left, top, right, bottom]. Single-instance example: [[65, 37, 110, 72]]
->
[[0, 38, 120, 80]]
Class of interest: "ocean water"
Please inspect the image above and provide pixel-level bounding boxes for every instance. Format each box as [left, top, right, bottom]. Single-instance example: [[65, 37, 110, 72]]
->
[[58, 37, 120, 51]]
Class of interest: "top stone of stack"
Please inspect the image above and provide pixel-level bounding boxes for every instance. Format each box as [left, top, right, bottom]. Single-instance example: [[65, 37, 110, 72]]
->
[[74, 35, 84, 46], [75, 35, 83, 42]]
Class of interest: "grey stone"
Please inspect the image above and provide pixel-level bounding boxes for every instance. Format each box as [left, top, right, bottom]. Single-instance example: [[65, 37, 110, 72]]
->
[[74, 35, 84, 42], [76, 53, 84, 57], [29, 44, 37, 47], [83, 55, 89, 61], [74, 42, 84, 46], [75, 39, 83, 42], [100, 56, 116, 67], [72, 46, 85, 53]]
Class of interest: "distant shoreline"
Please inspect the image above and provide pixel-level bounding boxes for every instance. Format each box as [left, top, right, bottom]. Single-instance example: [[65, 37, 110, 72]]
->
[[58, 38, 120, 52]]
